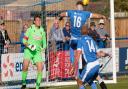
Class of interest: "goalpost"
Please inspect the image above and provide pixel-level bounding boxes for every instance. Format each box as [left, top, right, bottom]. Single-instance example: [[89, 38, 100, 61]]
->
[[110, 0, 117, 84]]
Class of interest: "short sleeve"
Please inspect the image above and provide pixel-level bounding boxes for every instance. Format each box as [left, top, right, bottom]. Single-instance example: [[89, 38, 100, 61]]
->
[[25, 27, 31, 37], [84, 11, 92, 19], [67, 10, 72, 17], [23, 27, 31, 44]]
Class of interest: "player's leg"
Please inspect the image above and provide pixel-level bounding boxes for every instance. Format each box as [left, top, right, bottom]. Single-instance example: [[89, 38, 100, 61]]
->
[[79, 55, 86, 74], [75, 70, 97, 89], [69, 40, 77, 64], [80, 64, 100, 89], [70, 39, 87, 89], [69, 47, 74, 63], [70, 39, 85, 88], [75, 78, 85, 89], [89, 82, 97, 89], [36, 62, 44, 89], [96, 75, 107, 89], [21, 49, 32, 89], [21, 59, 30, 89], [34, 51, 45, 89]]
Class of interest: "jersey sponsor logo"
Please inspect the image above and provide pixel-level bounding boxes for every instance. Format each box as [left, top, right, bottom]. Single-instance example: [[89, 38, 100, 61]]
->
[[15, 62, 23, 72], [33, 35, 42, 41]]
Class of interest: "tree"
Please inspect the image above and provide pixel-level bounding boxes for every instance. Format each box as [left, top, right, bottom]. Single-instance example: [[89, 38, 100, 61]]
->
[[115, 0, 128, 12]]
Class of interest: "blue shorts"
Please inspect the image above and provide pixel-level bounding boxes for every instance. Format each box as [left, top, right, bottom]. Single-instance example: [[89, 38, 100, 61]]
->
[[79, 63, 100, 84], [70, 35, 81, 50], [70, 40, 78, 50]]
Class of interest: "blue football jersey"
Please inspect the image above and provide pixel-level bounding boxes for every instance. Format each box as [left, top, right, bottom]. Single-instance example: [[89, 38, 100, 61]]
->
[[77, 35, 98, 63], [67, 10, 92, 37]]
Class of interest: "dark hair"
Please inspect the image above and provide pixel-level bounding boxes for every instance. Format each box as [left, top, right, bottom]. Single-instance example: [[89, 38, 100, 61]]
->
[[90, 22, 96, 26], [34, 15, 41, 21], [76, 1, 84, 6], [65, 21, 70, 25]]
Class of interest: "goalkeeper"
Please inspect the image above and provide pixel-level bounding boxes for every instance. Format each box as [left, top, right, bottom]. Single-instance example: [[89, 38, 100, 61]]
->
[[21, 15, 46, 89]]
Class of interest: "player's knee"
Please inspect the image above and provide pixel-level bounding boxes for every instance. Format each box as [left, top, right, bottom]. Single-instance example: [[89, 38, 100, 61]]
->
[[22, 64, 29, 71], [76, 78, 83, 86], [22, 60, 30, 71], [36, 62, 43, 71], [22, 66, 28, 71]]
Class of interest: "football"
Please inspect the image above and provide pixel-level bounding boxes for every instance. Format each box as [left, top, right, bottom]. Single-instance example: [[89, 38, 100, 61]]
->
[[83, 0, 89, 5]]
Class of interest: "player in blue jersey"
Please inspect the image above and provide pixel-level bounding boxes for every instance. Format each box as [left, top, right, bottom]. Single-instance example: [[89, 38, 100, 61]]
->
[[59, 1, 106, 63], [70, 25, 108, 89], [59, 1, 107, 89]]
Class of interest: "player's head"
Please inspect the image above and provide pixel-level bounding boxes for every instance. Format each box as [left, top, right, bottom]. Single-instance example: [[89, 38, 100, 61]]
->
[[81, 25, 88, 35], [33, 15, 41, 27], [76, 1, 84, 10]]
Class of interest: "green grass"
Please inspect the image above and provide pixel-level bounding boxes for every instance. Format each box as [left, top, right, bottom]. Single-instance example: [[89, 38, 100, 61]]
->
[[38, 76, 128, 89], [106, 76, 128, 89]]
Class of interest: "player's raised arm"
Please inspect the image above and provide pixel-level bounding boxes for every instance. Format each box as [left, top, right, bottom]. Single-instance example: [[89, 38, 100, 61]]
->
[[58, 12, 67, 20], [23, 28, 30, 47], [60, 12, 67, 17], [91, 13, 106, 19], [97, 50, 111, 58]]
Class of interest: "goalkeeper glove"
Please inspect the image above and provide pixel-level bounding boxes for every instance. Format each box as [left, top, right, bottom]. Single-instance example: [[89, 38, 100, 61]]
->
[[28, 44, 36, 51]]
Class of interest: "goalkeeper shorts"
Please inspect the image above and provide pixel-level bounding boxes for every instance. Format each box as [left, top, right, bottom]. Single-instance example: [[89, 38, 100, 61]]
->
[[24, 48, 45, 64]]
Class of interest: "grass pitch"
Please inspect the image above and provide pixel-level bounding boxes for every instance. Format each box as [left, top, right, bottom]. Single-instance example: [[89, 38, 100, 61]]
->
[[38, 76, 128, 89]]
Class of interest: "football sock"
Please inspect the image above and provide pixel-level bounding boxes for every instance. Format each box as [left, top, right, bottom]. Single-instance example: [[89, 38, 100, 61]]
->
[[36, 72, 42, 89]]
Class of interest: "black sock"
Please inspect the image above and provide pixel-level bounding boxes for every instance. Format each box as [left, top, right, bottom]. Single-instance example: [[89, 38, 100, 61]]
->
[[21, 85, 26, 89], [100, 81, 107, 89]]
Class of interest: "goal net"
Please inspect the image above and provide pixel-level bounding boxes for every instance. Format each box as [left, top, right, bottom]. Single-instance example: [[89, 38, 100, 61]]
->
[[46, 0, 117, 85]]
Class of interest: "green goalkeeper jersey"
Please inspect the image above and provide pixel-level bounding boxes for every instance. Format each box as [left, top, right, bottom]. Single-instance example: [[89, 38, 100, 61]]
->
[[23, 24, 46, 51]]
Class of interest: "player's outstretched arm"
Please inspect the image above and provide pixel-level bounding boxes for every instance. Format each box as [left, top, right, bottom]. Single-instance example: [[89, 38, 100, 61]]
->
[[97, 50, 110, 58], [91, 13, 106, 19], [58, 12, 67, 20], [70, 50, 82, 75], [23, 36, 29, 47], [59, 12, 67, 17]]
